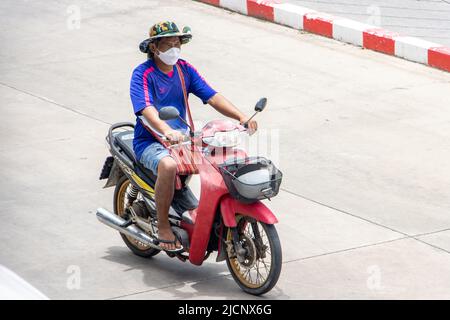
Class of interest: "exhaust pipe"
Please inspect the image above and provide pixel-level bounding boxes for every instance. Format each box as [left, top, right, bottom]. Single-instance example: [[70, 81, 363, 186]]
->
[[96, 207, 160, 250]]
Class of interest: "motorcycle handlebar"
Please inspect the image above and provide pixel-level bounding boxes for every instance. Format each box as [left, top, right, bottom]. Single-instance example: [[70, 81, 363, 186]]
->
[[161, 123, 250, 147]]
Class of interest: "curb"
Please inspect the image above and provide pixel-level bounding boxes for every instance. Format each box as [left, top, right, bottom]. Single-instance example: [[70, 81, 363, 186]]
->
[[195, 0, 450, 73]]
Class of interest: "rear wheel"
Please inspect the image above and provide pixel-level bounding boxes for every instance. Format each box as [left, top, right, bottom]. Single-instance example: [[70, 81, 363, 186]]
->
[[225, 215, 282, 295], [113, 175, 160, 258]]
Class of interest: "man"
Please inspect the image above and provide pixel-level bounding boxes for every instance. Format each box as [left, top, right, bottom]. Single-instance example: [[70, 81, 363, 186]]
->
[[130, 21, 257, 251]]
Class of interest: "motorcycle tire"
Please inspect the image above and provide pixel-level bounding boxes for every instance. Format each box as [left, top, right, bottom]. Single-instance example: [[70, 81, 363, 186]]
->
[[225, 216, 282, 296], [113, 175, 160, 258]]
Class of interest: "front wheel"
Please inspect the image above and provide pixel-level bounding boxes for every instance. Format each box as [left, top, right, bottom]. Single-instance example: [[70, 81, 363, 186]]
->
[[225, 216, 282, 295]]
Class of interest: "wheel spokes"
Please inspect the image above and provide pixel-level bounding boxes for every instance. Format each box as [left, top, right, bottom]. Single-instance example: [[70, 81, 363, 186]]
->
[[230, 218, 272, 288], [120, 182, 150, 250]]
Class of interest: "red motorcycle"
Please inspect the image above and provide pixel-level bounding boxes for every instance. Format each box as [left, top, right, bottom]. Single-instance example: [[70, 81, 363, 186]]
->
[[97, 98, 283, 295]]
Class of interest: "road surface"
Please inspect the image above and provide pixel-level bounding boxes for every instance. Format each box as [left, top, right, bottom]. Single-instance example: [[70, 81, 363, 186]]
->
[[1, 0, 450, 299]]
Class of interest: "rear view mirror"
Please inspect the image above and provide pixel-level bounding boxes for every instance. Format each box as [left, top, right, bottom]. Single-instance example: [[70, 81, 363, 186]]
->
[[255, 98, 267, 112], [159, 107, 180, 120]]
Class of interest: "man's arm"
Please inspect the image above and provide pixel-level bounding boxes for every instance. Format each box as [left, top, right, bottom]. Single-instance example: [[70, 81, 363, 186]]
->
[[141, 106, 184, 143], [207, 93, 258, 133], [182, 62, 257, 132]]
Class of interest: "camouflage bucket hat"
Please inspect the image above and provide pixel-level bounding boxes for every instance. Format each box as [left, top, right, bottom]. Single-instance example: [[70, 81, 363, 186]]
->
[[139, 21, 192, 53]]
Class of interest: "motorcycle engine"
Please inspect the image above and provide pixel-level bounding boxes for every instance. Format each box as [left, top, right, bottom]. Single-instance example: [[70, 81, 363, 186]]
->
[[131, 200, 150, 219]]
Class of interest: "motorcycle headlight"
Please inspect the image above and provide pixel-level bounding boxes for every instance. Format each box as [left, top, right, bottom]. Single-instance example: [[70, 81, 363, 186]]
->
[[202, 129, 241, 147]]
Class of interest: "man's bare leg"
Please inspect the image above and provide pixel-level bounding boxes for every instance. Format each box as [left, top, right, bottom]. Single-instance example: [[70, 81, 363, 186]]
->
[[155, 157, 181, 251]]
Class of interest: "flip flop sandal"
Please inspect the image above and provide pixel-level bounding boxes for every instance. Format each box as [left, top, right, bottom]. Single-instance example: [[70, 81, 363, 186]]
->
[[156, 235, 184, 253]]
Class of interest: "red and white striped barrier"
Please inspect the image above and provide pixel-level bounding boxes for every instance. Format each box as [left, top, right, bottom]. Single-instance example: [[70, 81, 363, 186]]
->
[[195, 0, 450, 73]]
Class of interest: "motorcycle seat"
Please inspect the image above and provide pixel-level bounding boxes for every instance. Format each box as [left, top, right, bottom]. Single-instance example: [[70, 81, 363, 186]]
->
[[113, 130, 198, 213], [113, 130, 158, 185]]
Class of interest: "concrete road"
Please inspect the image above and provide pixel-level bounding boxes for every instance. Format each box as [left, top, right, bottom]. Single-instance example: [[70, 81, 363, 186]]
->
[[288, 0, 450, 46], [1, 0, 450, 299]]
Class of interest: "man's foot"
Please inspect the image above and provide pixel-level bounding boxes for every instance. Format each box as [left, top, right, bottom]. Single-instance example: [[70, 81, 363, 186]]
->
[[157, 227, 182, 251]]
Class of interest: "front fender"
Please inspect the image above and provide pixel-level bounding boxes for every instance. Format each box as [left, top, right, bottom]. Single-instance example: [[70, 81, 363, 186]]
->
[[220, 194, 278, 227]]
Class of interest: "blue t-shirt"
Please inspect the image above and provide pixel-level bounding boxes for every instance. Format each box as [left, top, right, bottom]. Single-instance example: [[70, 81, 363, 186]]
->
[[129, 59, 217, 161]]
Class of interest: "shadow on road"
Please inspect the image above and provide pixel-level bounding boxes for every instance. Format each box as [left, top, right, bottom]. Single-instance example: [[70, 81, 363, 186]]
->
[[100, 246, 288, 299]]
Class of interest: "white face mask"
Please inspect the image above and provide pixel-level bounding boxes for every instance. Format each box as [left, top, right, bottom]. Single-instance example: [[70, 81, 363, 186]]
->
[[156, 47, 181, 66]]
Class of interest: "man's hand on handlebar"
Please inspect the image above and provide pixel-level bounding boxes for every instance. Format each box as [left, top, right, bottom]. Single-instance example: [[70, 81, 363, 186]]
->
[[239, 116, 258, 135], [163, 129, 186, 145]]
